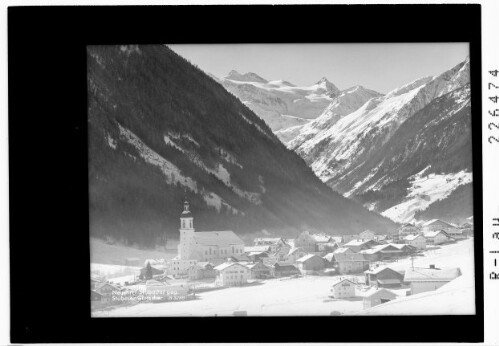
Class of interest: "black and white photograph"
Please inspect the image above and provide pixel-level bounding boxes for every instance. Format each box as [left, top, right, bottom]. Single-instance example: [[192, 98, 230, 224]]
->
[[8, 2, 496, 344], [88, 43, 475, 317]]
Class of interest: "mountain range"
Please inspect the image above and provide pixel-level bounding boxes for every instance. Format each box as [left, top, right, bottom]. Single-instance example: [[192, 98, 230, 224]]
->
[[87, 45, 397, 247], [213, 71, 340, 132], [289, 58, 472, 224], [215, 58, 472, 225]]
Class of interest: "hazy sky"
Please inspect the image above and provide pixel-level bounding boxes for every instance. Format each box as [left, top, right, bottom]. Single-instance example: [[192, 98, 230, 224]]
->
[[169, 43, 469, 94]]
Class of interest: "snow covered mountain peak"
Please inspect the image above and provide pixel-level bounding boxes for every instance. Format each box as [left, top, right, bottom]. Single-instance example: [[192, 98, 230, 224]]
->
[[225, 70, 268, 83], [283, 84, 383, 146], [314, 77, 340, 95]]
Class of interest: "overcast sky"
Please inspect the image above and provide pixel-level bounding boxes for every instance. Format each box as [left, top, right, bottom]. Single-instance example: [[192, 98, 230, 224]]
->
[[169, 43, 469, 94]]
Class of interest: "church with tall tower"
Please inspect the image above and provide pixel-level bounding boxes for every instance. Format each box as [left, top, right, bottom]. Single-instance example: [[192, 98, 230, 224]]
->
[[176, 200, 245, 265]]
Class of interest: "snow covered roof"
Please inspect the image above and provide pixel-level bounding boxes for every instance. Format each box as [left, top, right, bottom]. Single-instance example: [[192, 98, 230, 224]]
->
[[194, 231, 244, 247], [404, 234, 424, 241], [423, 230, 450, 238], [404, 267, 461, 282], [344, 239, 377, 247], [363, 287, 398, 299], [422, 219, 453, 227], [365, 266, 403, 275], [213, 261, 247, 271], [332, 279, 356, 287], [362, 244, 402, 254], [296, 254, 321, 263], [245, 262, 269, 270]]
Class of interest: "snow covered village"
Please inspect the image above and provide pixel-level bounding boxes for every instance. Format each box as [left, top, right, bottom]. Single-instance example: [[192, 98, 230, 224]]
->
[[91, 200, 475, 317], [88, 44, 475, 316]]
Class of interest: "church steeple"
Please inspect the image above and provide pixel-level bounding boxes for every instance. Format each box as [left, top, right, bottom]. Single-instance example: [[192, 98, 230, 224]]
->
[[182, 200, 191, 215], [180, 200, 193, 230]]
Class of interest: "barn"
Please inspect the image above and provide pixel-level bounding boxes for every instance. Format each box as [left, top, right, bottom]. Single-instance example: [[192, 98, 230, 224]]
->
[[364, 267, 405, 288], [363, 288, 398, 309], [296, 254, 325, 275]]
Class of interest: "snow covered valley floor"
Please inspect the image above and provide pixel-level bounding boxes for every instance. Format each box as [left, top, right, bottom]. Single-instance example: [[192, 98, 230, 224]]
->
[[93, 238, 475, 317]]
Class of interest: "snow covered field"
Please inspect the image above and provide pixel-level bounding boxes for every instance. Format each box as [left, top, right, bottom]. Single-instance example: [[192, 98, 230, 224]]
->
[[93, 238, 475, 317], [90, 238, 177, 265]]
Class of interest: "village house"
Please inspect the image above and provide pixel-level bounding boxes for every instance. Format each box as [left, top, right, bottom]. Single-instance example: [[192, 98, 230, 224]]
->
[[91, 275, 103, 290], [273, 263, 300, 277], [285, 247, 309, 264], [362, 287, 398, 309], [359, 230, 376, 240], [360, 244, 403, 262], [364, 266, 405, 288], [94, 282, 119, 298], [187, 262, 216, 281], [311, 234, 338, 252], [403, 234, 427, 250], [178, 201, 245, 265], [461, 226, 474, 237], [214, 261, 251, 287], [445, 227, 467, 240], [421, 219, 457, 233], [329, 253, 370, 274], [91, 290, 111, 308], [273, 243, 292, 262], [331, 279, 356, 299], [423, 230, 451, 245], [460, 222, 473, 229], [246, 262, 272, 279], [294, 231, 317, 252], [404, 265, 461, 295], [398, 223, 422, 238], [165, 258, 198, 278], [343, 239, 379, 253], [390, 243, 417, 256], [296, 254, 325, 275], [253, 237, 288, 252]]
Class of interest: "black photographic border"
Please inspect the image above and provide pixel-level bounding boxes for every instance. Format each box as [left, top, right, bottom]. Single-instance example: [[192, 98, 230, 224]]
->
[[8, 4, 483, 343]]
